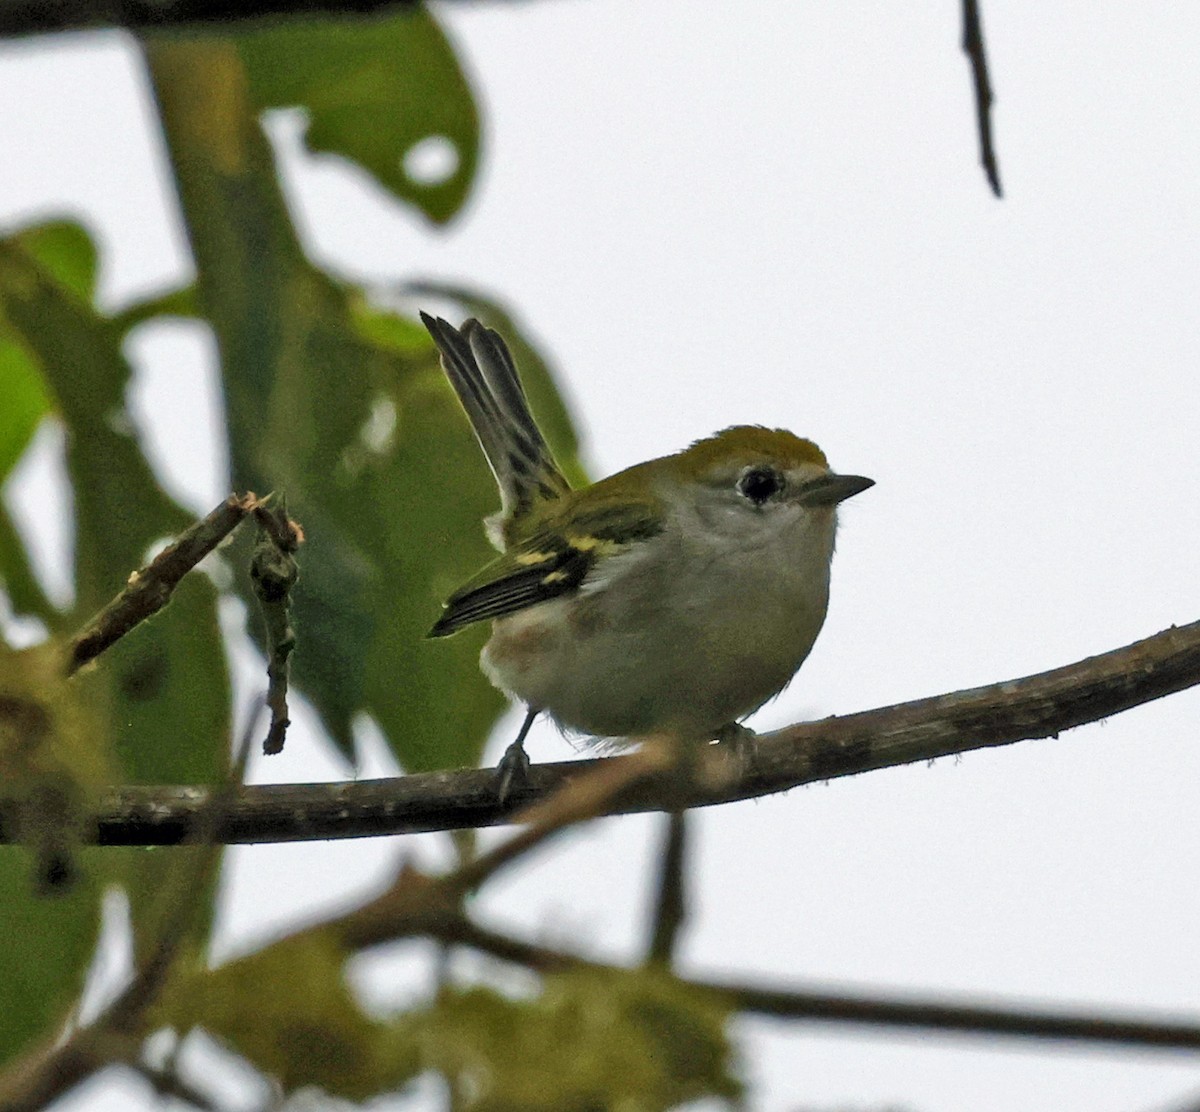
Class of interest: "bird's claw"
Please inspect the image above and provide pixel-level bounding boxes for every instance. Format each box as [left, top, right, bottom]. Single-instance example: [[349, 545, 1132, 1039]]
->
[[716, 723, 759, 772], [494, 740, 532, 805]]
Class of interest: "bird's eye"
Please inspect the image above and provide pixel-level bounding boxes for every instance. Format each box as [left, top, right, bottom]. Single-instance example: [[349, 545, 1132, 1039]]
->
[[737, 466, 784, 504]]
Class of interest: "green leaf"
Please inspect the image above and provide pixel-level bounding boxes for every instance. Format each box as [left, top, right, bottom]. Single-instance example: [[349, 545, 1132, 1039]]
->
[[0, 234, 186, 610], [410, 967, 744, 1110], [0, 499, 58, 626], [0, 332, 49, 488], [12, 220, 98, 304], [0, 848, 101, 1069], [354, 334, 506, 770], [0, 641, 107, 1067], [0, 219, 97, 489], [159, 929, 419, 1100], [237, 9, 480, 224], [146, 40, 583, 773]]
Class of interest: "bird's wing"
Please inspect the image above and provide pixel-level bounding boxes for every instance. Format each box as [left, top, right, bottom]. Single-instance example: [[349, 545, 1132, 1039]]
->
[[429, 499, 663, 636]]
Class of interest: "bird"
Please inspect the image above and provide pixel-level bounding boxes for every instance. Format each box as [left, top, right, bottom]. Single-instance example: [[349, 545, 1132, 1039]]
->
[[422, 312, 873, 795]]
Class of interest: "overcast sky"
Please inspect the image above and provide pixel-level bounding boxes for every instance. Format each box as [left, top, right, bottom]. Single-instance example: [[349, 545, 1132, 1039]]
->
[[4, 3, 1200, 1110]]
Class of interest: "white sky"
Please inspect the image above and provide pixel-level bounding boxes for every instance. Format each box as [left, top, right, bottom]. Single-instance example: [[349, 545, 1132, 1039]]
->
[[3, 2, 1200, 1110]]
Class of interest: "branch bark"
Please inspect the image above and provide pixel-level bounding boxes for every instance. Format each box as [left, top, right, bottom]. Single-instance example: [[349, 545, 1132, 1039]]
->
[[67, 493, 260, 674], [961, 0, 1003, 196], [10, 618, 1197, 847], [0, 0, 424, 39], [451, 919, 1200, 1053]]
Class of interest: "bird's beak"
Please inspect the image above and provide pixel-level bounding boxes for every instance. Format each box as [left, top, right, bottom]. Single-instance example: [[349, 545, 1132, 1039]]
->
[[796, 472, 875, 507]]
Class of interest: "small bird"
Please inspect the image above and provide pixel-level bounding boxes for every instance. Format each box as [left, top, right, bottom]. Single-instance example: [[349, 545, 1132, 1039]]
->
[[422, 313, 873, 793]]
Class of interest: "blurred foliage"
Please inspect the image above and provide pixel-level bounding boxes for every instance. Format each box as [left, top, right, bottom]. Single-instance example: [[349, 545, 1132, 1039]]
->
[[158, 929, 419, 1100], [161, 934, 742, 1111], [409, 968, 744, 1110], [0, 10, 754, 1110], [0, 640, 110, 867], [0, 849, 101, 1066], [0, 641, 108, 1064]]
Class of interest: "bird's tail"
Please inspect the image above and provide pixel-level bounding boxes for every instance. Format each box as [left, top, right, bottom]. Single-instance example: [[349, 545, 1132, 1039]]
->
[[421, 313, 571, 543]]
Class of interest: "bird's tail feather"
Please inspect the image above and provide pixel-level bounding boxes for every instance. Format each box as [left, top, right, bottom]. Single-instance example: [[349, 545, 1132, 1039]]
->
[[422, 313, 570, 539]]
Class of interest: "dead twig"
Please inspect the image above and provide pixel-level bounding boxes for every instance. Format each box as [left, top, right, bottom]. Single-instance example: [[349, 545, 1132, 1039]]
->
[[67, 493, 261, 675], [248, 502, 302, 754]]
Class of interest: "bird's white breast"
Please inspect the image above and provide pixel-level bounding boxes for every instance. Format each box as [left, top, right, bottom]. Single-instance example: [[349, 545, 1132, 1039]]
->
[[483, 498, 839, 742]]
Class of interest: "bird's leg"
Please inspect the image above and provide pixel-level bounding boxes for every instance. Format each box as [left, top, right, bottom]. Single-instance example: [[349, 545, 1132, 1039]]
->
[[715, 721, 759, 772], [495, 706, 538, 803]]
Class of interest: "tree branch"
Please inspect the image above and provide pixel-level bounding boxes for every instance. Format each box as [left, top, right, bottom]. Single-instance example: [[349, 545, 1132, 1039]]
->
[[10, 617, 1195, 846], [67, 493, 261, 674], [646, 810, 688, 967], [961, 0, 1003, 196], [0, 0, 423, 39], [450, 919, 1200, 1054]]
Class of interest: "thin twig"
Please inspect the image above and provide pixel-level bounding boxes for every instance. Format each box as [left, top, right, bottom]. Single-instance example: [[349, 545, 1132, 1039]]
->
[[449, 744, 672, 897], [336, 745, 674, 951], [714, 979, 1200, 1052], [248, 502, 302, 754], [67, 493, 261, 675], [442, 918, 1200, 1054], [962, 0, 1003, 197], [276, 765, 1200, 1058], [42, 617, 1200, 846], [128, 1056, 218, 1112], [646, 810, 688, 967]]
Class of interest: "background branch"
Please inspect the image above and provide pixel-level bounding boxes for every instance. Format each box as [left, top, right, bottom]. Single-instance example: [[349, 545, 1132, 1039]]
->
[[0, 0, 426, 38], [961, 0, 1003, 196], [26, 617, 1200, 846], [449, 918, 1200, 1054], [646, 810, 688, 967]]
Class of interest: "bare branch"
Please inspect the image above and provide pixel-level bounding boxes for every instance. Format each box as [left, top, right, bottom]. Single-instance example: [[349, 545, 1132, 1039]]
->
[[961, 0, 1003, 196], [0, 0, 425, 39], [34, 617, 1200, 847], [67, 493, 260, 675], [444, 919, 1200, 1054]]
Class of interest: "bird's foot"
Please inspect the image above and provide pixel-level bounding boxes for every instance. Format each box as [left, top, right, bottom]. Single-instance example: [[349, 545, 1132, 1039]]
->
[[715, 722, 759, 773], [494, 706, 539, 805], [494, 740, 532, 805]]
